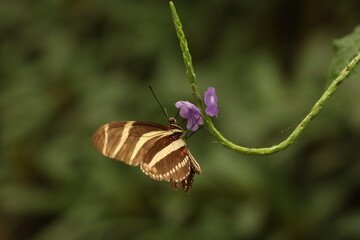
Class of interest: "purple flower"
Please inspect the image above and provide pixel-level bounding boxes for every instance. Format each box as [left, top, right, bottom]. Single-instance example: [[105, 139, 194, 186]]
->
[[204, 87, 218, 117], [175, 101, 203, 131]]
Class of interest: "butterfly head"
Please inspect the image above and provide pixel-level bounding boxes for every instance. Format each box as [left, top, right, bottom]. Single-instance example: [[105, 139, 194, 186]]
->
[[168, 117, 177, 125], [168, 117, 184, 136]]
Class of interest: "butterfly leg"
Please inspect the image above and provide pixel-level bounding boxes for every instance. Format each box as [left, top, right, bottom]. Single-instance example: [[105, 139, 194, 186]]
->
[[185, 125, 204, 139], [170, 179, 179, 190], [174, 109, 180, 120]]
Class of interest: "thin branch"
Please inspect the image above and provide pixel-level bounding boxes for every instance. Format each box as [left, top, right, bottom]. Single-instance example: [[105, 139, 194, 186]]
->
[[169, 1, 360, 155]]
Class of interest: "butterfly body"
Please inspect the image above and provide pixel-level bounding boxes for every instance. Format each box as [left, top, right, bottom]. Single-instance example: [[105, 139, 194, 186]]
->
[[92, 119, 201, 192]]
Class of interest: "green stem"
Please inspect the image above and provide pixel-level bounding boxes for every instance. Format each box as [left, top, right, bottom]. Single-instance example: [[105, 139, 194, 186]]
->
[[169, 1, 360, 155]]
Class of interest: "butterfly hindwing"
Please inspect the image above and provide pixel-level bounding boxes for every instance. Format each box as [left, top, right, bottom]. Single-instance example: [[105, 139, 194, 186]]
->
[[141, 137, 190, 182]]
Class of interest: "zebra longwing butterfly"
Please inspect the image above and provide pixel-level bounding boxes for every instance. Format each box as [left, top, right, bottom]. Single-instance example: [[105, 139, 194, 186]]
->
[[92, 117, 201, 193]]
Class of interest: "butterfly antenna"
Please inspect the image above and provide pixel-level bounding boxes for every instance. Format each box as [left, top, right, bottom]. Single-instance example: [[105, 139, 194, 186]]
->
[[186, 125, 204, 139], [148, 85, 169, 119], [175, 109, 180, 119]]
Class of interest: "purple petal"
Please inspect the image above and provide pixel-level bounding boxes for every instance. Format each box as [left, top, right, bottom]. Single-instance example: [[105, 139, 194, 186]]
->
[[187, 108, 203, 130], [175, 101, 203, 131], [175, 101, 192, 118], [186, 119, 198, 131], [206, 105, 218, 117], [204, 87, 217, 106], [186, 116, 203, 131], [204, 87, 218, 117]]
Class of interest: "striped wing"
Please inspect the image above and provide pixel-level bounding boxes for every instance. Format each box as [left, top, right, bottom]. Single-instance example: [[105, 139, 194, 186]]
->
[[92, 121, 201, 192], [92, 121, 169, 166]]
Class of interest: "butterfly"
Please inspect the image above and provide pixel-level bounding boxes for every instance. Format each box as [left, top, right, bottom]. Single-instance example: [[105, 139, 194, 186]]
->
[[92, 117, 201, 192]]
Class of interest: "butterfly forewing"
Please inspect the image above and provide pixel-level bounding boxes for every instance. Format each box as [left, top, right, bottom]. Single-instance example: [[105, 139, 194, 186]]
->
[[92, 121, 170, 165], [92, 120, 201, 192]]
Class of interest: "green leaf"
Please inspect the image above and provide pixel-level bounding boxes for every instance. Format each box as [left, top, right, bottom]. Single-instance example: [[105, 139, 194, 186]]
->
[[328, 25, 360, 86]]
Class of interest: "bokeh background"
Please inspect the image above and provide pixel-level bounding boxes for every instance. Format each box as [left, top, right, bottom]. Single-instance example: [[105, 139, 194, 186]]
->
[[1, 0, 360, 239]]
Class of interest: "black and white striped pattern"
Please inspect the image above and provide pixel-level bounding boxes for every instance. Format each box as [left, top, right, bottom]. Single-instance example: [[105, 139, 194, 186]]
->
[[92, 120, 201, 192]]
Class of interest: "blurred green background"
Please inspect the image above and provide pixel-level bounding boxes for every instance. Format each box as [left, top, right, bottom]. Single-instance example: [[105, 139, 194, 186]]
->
[[1, 0, 360, 239]]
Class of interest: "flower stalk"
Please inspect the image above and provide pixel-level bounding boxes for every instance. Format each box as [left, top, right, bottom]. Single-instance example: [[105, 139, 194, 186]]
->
[[169, 1, 360, 155]]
